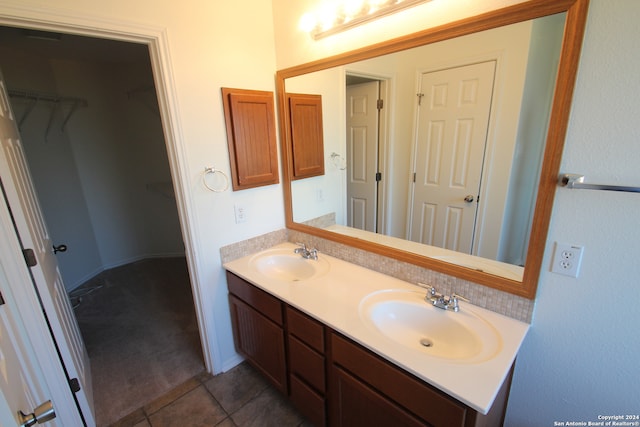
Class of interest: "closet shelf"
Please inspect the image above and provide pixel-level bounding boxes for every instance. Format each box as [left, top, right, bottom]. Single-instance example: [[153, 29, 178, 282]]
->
[[8, 89, 88, 137]]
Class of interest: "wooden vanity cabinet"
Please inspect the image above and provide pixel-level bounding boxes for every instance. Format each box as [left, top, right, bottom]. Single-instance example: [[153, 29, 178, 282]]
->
[[329, 332, 513, 427], [227, 272, 287, 393], [226, 272, 512, 427]]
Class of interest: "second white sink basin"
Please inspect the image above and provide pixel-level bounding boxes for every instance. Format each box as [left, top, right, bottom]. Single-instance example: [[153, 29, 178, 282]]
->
[[359, 289, 502, 363], [249, 248, 330, 282]]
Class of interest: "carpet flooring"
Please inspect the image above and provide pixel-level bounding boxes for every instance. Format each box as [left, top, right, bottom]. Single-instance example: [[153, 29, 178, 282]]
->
[[72, 257, 205, 427]]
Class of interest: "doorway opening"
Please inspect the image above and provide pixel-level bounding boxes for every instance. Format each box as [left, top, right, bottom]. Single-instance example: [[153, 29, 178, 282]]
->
[[345, 73, 388, 235], [0, 26, 205, 425]]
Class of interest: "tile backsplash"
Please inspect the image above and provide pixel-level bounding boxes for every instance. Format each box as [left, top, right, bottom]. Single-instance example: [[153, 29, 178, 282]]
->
[[220, 229, 534, 323]]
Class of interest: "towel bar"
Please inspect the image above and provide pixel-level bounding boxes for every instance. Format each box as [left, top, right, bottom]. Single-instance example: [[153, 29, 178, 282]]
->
[[559, 173, 640, 193]]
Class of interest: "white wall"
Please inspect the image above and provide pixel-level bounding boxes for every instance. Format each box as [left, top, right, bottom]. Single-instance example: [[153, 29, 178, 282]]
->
[[0, 48, 185, 290], [0, 49, 105, 289], [3, 1, 639, 420], [287, 68, 346, 226], [273, 0, 640, 423], [506, 0, 640, 423], [52, 58, 184, 272], [0, 0, 283, 372], [500, 14, 565, 266]]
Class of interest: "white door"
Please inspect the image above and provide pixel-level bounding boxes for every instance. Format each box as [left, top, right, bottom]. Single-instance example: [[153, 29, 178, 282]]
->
[[0, 70, 95, 425], [409, 61, 496, 253], [1, 268, 57, 426], [346, 81, 379, 232]]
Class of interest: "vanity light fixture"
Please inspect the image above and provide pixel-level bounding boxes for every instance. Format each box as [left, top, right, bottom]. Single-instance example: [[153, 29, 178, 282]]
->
[[300, 0, 432, 40]]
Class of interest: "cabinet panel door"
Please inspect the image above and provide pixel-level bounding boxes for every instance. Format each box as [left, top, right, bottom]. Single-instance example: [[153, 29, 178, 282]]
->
[[331, 366, 425, 427], [288, 93, 325, 179], [222, 87, 279, 190], [228, 294, 287, 393], [331, 333, 466, 426]]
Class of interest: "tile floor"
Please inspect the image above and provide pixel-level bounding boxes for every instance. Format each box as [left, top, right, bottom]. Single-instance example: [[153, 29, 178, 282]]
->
[[110, 362, 312, 427]]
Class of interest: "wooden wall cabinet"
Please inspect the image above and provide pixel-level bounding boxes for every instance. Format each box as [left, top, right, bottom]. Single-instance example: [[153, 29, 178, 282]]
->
[[226, 272, 512, 427], [222, 88, 279, 190], [287, 93, 325, 179]]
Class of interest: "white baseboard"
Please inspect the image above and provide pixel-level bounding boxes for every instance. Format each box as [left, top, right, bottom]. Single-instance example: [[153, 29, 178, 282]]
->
[[218, 354, 245, 374]]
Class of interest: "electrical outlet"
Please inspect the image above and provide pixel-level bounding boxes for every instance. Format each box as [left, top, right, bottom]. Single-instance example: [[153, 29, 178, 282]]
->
[[234, 204, 247, 223], [551, 242, 584, 278]]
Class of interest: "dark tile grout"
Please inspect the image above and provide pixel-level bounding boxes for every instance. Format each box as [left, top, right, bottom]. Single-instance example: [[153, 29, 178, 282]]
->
[[110, 365, 311, 427]]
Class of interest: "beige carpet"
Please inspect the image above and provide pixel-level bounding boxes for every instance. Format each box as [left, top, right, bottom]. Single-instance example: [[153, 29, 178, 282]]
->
[[72, 257, 205, 426]]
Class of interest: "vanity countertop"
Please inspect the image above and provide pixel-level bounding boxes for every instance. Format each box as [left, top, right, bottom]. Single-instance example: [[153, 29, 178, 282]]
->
[[223, 242, 529, 414]]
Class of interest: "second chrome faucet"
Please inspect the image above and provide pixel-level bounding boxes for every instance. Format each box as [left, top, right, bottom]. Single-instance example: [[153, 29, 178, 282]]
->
[[423, 285, 469, 312], [294, 243, 318, 260]]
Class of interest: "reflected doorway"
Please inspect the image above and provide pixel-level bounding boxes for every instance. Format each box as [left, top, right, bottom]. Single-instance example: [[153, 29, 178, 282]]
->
[[345, 74, 388, 234]]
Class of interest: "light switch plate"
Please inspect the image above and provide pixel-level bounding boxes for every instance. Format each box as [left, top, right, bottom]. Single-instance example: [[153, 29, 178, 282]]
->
[[234, 204, 247, 223]]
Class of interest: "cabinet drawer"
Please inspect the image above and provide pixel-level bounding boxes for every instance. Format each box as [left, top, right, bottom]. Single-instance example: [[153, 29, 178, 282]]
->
[[331, 333, 467, 427], [290, 374, 326, 427], [289, 335, 325, 393], [227, 272, 282, 325], [286, 306, 324, 352]]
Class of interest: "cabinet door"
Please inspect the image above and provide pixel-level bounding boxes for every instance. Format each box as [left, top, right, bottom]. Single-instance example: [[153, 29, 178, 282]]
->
[[288, 93, 325, 179], [331, 366, 425, 427], [222, 87, 279, 190], [228, 294, 287, 393], [331, 333, 467, 427]]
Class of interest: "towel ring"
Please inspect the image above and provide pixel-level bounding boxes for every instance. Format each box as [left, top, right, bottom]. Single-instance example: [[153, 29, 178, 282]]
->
[[203, 167, 229, 192], [330, 152, 346, 170]]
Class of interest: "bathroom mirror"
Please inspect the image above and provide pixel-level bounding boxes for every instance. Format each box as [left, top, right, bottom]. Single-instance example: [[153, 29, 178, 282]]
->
[[276, 0, 589, 299]]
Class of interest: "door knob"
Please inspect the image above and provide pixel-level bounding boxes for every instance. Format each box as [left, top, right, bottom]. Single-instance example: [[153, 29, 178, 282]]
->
[[52, 244, 67, 254], [464, 195, 475, 203], [18, 400, 56, 427]]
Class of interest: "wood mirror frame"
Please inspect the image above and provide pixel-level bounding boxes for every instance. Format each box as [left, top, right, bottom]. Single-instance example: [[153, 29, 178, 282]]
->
[[276, 0, 589, 299]]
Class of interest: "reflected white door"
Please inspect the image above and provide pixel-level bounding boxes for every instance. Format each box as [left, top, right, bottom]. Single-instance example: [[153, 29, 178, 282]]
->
[[346, 81, 379, 232], [0, 70, 95, 425], [410, 61, 496, 253]]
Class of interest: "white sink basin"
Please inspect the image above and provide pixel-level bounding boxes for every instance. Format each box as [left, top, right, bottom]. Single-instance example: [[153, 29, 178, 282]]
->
[[359, 289, 502, 363], [249, 248, 330, 282]]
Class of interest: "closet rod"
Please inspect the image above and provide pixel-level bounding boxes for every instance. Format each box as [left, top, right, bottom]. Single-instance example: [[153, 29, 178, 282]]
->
[[559, 173, 640, 193], [8, 89, 88, 107], [8, 89, 88, 136]]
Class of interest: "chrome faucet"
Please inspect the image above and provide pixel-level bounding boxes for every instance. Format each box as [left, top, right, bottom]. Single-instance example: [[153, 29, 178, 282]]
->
[[424, 285, 469, 312], [294, 243, 318, 260]]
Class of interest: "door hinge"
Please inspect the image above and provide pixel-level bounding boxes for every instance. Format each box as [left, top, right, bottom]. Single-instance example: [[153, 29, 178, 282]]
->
[[417, 93, 425, 106], [375, 172, 382, 182], [23, 248, 37, 267], [69, 378, 81, 393], [377, 99, 383, 109], [413, 172, 416, 183]]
